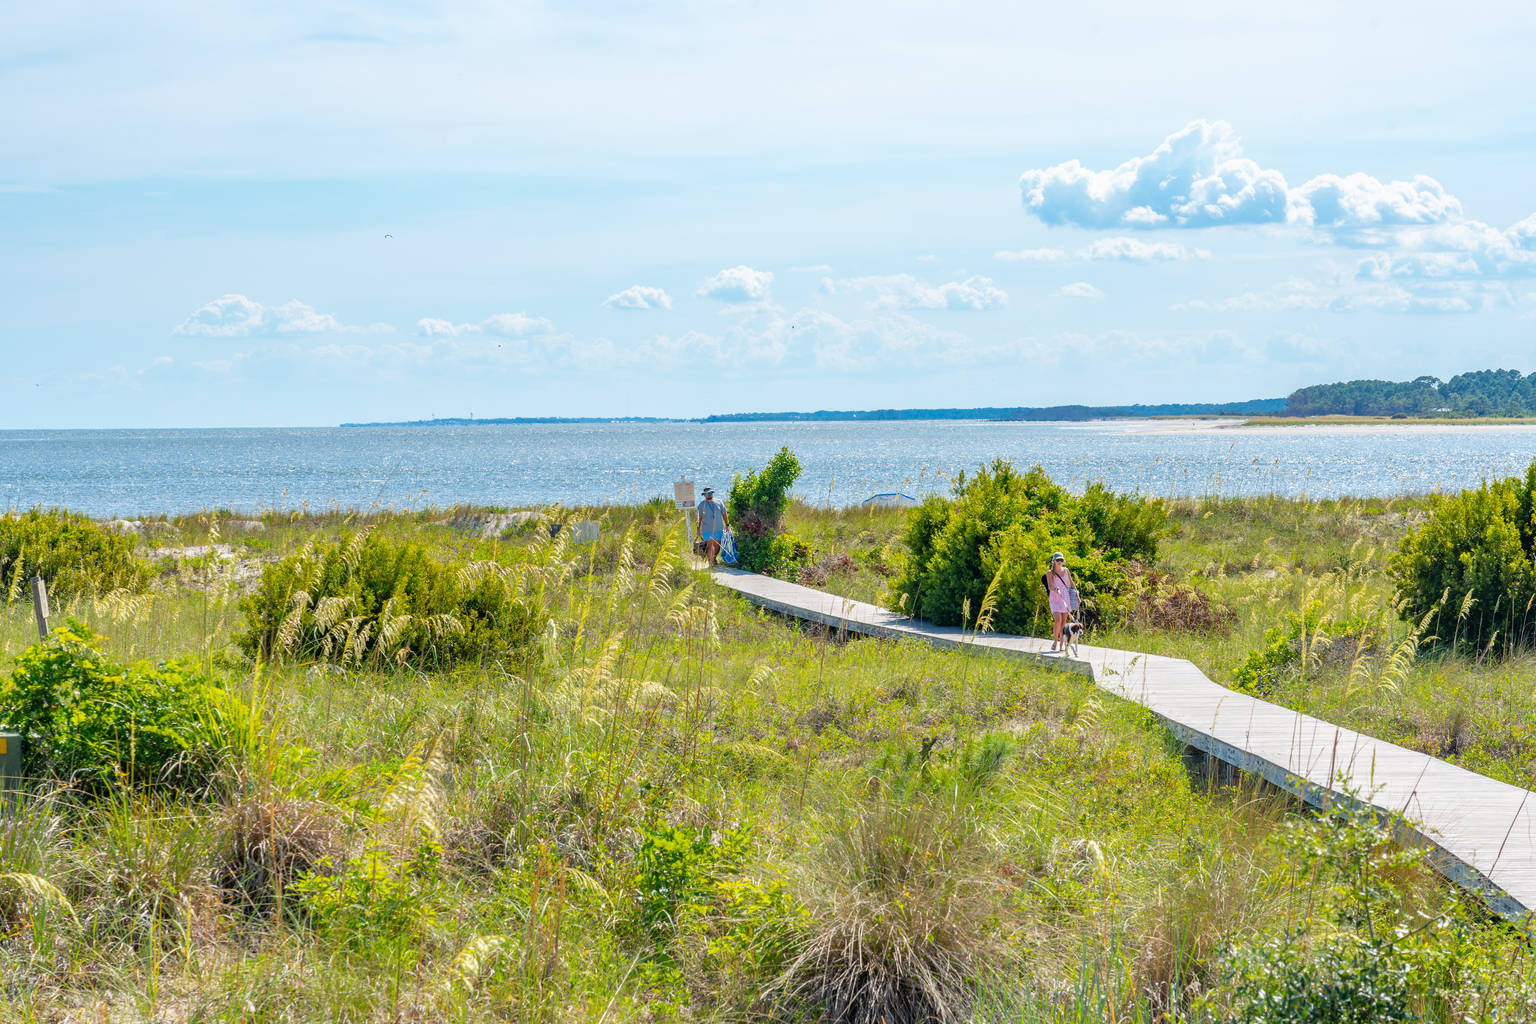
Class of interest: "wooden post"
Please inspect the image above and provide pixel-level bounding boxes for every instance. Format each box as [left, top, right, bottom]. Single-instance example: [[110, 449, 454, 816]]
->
[[674, 479, 697, 556], [0, 732, 18, 811], [30, 575, 49, 639]]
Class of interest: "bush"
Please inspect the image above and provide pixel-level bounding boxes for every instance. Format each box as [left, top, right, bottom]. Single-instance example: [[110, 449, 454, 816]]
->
[[889, 461, 1162, 634], [727, 447, 803, 574], [634, 822, 751, 941], [1079, 482, 1171, 563], [1232, 606, 1380, 696], [290, 842, 441, 954], [1225, 800, 1438, 1024], [0, 509, 151, 600], [0, 621, 249, 791], [1391, 461, 1536, 655], [234, 531, 547, 667], [1125, 570, 1235, 634]]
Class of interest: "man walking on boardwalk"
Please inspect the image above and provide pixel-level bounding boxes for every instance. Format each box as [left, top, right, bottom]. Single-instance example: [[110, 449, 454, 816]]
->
[[697, 486, 730, 567]]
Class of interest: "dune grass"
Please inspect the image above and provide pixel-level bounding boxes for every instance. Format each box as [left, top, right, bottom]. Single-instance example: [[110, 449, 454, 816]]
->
[[0, 500, 1534, 1021]]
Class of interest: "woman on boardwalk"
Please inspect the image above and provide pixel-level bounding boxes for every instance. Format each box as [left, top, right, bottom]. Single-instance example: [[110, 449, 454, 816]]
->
[[1045, 552, 1075, 651]]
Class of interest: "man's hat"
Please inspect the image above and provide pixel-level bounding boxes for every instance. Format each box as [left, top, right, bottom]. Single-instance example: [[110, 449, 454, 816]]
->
[[702, 486, 714, 495]]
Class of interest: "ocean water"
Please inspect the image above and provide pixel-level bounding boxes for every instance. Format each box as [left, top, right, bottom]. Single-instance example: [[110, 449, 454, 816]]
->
[[4, 419, 1536, 517]]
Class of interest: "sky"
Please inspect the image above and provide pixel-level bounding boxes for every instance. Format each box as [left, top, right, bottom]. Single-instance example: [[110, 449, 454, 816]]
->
[[4, 0, 1536, 428]]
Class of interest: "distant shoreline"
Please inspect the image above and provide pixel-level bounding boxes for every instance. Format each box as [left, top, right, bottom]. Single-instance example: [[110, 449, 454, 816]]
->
[[1243, 415, 1536, 427], [340, 399, 1285, 428]]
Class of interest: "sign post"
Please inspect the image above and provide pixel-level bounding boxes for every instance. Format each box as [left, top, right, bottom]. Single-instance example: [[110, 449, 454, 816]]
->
[[673, 479, 697, 553], [30, 575, 49, 640]]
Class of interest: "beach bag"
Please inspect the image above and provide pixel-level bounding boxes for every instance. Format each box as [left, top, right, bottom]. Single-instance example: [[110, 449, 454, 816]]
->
[[720, 530, 737, 566], [1068, 586, 1081, 612]]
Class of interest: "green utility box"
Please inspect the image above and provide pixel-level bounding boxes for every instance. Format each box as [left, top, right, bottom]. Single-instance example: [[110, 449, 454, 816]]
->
[[0, 732, 19, 804]]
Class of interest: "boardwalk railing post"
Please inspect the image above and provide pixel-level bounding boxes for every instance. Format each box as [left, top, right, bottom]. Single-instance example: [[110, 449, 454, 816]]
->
[[30, 574, 50, 640]]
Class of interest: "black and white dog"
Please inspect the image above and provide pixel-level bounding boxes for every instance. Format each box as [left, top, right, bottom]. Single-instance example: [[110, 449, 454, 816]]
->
[[1062, 619, 1085, 656]]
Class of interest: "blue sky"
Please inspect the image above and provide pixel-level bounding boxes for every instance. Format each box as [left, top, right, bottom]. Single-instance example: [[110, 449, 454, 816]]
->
[[5, 1, 1536, 428]]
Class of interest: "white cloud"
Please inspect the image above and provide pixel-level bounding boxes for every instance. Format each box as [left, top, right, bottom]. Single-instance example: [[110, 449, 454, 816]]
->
[[483, 312, 554, 336], [1292, 173, 1462, 229], [414, 312, 555, 337], [1331, 286, 1478, 315], [174, 294, 392, 337], [1174, 276, 1498, 315], [821, 274, 1007, 311], [1080, 237, 1209, 262], [696, 265, 774, 302], [1058, 282, 1104, 300], [633, 308, 985, 371], [995, 247, 1069, 262], [1353, 217, 1536, 280], [1018, 119, 1462, 233], [1019, 120, 1289, 229], [602, 285, 673, 310], [1172, 279, 1326, 312]]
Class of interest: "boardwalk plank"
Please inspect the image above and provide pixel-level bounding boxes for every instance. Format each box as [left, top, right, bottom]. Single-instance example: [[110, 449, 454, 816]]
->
[[711, 567, 1536, 920]]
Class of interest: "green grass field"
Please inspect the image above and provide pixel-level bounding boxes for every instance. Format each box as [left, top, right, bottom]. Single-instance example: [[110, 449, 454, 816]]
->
[[2, 498, 1535, 1022]]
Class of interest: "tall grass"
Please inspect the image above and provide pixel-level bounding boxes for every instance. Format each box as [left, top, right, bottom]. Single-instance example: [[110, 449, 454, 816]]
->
[[0, 498, 1533, 1021]]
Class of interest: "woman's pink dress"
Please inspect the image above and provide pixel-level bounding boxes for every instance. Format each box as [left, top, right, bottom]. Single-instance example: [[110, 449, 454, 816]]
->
[[1046, 567, 1074, 615]]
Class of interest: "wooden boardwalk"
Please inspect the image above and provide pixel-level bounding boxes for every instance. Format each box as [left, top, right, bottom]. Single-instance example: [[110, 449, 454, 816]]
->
[[711, 567, 1536, 920]]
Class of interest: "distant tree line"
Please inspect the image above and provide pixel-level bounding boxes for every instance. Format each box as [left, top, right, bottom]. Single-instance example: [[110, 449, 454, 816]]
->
[[1284, 369, 1536, 418], [704, 399, 1285, 423]]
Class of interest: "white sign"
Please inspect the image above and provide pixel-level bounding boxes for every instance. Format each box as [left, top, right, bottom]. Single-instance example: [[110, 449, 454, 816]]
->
[[673, 479, 696, 509]]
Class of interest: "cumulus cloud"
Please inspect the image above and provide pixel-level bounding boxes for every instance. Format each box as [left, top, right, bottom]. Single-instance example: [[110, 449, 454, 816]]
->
[[1353, 217, 1536, 280], [994, 247, 1069, 262], [821, 274, 1007, 311], [1058, 282, 1104, 300], [415, 312, 555, 337], [1019, 120, 1289, 229], [175, 294, 392, 337], [1292, 174, 1461, 230], [1080, 237, 1209, 262], [696, 265, 774, 302], [1018, 120, 1462, 234], [602, 285, 673, 310]]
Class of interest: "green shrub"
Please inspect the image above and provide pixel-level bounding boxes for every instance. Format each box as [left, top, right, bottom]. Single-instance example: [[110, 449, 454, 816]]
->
[[1078, 482, 1170, 563], [889, 461, 1158, 633], [0, 509, 151, 600], [1228, 933, 1414, 1024], [290, 842, 441, 954], [727, 447, 803, 574], [234, 531, 547, 667], [1391, 461, 1536, 654], [1225, 800, 1438, 1024], [0, 621, 249, 791], [1232, 606, 1380, 696], [634, 822, 751, 941]]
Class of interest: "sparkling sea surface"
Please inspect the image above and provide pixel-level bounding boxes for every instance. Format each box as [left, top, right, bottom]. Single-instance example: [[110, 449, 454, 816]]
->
[[4, 420, 1536, 517]]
